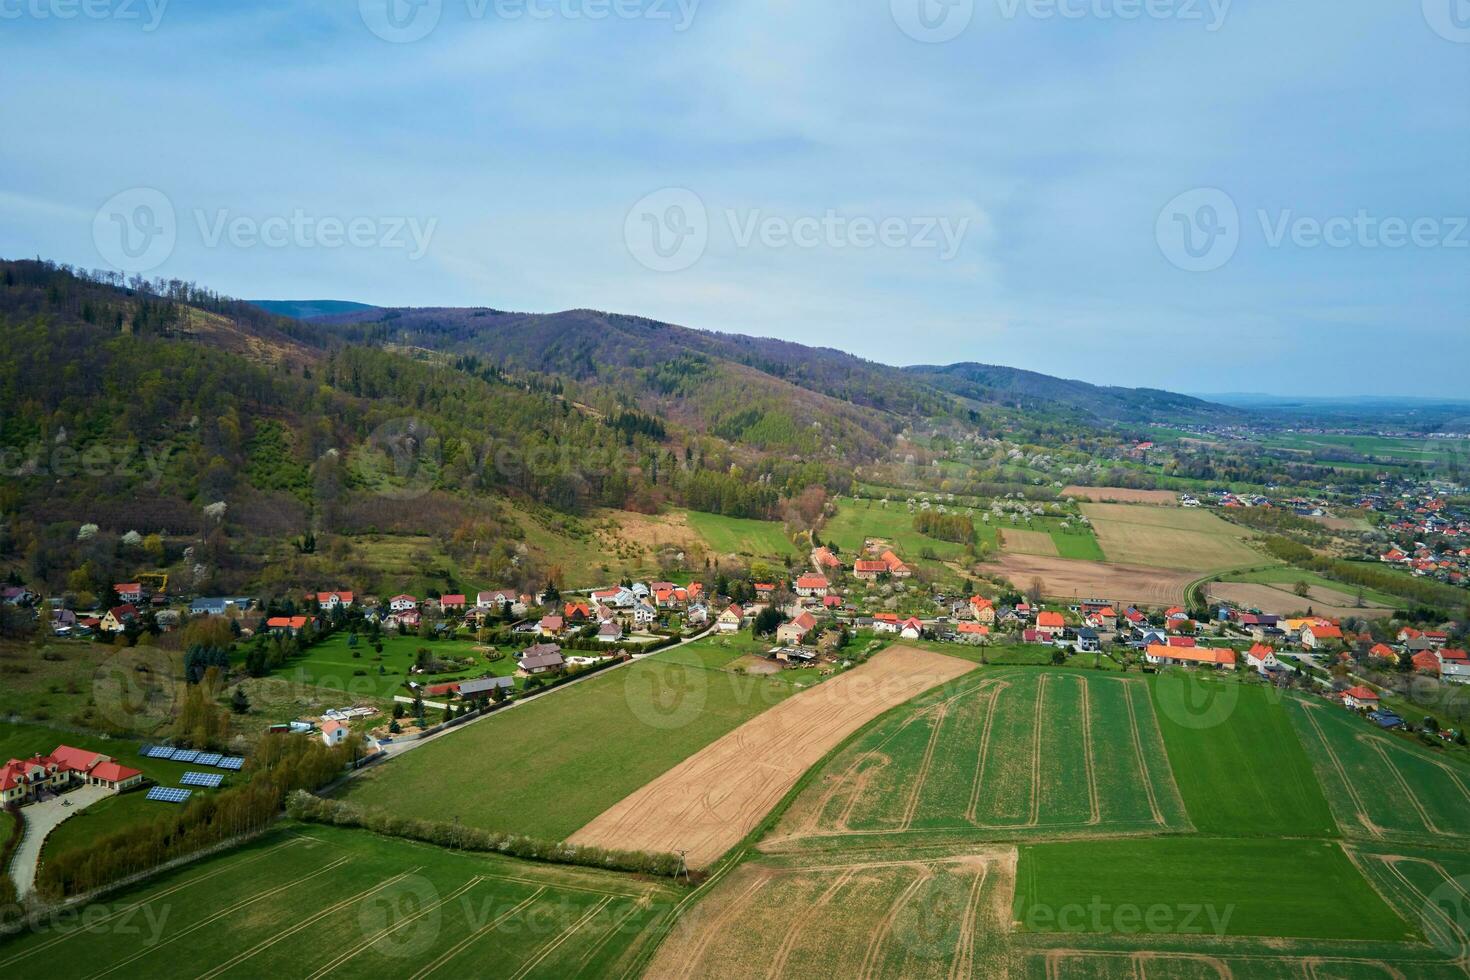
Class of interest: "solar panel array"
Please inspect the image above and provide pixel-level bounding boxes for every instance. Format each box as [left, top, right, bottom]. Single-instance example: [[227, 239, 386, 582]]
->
[[180, 772, 224, 788], [138, 746, 244, 770], [146, 787, 192, 803]]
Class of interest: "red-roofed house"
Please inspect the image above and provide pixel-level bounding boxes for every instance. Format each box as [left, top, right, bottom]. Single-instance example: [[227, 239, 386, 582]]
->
[[1412, 650, 1442, 675], [880, 551, 913, 578], [900, 617, 924, 640], [0, 745, 143, 807], [794, 574, 830, 598], [777, 611, 819, 646], [872, 612, 900, 634], [1035, 611, 1065, 639], [812, 547, 842, 571], [853, 560, 889, 581], [113, 583, 143, 604], [1144, 645, 1237, 669], [320, 719, 350, 747], [956, 622, 990, 644], [968, 596, 996, 624], [439, 594, 467, 613], [316, 591, 354, 608], [100, 604, 139, 633], [717, 605, 745, 633], [1342, 685, 1380, 709], [1369, 643, 1397, 662], [267, 616, 310, 635], [823, 594, 843, 609], [1301, 623, 1343, 650], [1244, 644, 1280, 672]]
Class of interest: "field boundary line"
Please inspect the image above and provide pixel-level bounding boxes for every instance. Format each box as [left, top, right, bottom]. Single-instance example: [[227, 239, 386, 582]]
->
[[1028, 676, 1048, 827], [1080, 677, 1100, 826], [857, 868, 932, 980], [1298, 703, 1382, 840], [1359, 736, 1446, 836], [948, 861, 991, 980], [1123, 682, 1166, 827], [1376, 856, 1470, 964], [507, 895, 614, 980], [194, 866, 422, 979], [84, 855, 352, 980], [899, 702, 950, 832], [965, 683, 1007, 824], [306, 874, 486, 980], [0, 836, 305, 966], [410, 887, 546, 980]]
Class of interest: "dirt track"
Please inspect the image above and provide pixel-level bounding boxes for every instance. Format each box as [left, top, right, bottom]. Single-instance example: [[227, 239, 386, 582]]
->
[[565, 647, 974, 868], [987, 553, 1196, 608]]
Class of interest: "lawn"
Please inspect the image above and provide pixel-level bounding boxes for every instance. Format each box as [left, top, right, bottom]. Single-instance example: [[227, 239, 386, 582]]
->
[[1150, 675, 1337, 837], [654, 633, 829, 691], [0, 822, 677, 979], [335, 643, 805, 839], [824, 497, 972, 561], [1288, 696, 1470, 847], [770, 668, 1189, 848], [0, 721, 232, 862], [259, 631, 521, 704], [683, 510, 797, 559], [1013, 838, 1417, 942]]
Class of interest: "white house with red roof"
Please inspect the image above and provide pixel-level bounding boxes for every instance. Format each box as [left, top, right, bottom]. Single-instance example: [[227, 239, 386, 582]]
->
[[113, 583, 143, 603], [1144, 645, 1237, 669], [968, 596, 996, 624], [793, 574, 830, 598], [439, 594, 467, 613], [1244, 644, 1280, 673], [717, 605, 745, 633], [1341, 685, 1380, 710], [777, 611, 819, 646], [900, 617, 924, 640], [389, 594, 418, 613], [1301, 622, 1343, 650], [1034, 611, 1066, 640], [315, 591, 353, 609], [320, 719, 350, 747], [0, 745, 143, 807]]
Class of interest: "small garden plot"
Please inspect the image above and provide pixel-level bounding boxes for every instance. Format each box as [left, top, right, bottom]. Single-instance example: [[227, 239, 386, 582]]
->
[[260, 631, 517, 703]]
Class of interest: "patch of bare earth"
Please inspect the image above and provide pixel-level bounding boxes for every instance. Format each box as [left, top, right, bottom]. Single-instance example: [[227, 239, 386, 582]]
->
[[987, 553, 1196, 608], [565, 647, 974, 868], [1208, 583, 1395, 620]]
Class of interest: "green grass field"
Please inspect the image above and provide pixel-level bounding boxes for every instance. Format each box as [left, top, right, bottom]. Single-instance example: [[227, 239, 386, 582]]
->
[[1013, 838, 1416, 942], [0, 823, 677, 979], [1289, 697, 1470, 847], [824, 497, 972, 561], [683, 510, 797, 559], [1150, 676, 1337, 837], [260, 632, 523, 704], [769, 668, 1189, 849], [335, 642, 803, 839]]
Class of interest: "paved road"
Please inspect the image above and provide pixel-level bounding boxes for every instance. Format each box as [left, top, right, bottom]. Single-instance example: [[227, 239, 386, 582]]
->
[[9, 784, 110, 898], [336, 627, 716, 782]]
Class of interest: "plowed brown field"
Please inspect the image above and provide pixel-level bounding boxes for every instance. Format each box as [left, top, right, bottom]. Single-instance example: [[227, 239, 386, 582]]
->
[[565, 647, 974, 868]]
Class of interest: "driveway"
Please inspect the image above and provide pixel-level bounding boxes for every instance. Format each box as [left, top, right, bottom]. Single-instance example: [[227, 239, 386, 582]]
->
[[8, 784, 111, 898]]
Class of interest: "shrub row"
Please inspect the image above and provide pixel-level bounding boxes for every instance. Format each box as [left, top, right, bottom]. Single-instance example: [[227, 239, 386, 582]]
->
[[286, 791, 685, 878]]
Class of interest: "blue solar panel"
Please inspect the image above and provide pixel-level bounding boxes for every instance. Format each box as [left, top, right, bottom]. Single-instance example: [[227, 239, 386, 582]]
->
[[194, 753, 223, 767], [171, 750, 201, 763], [144, 746, 177, 759], [180, 772, 224, 788], [146, 787, 192, 803], [216, 757, 244, 771]]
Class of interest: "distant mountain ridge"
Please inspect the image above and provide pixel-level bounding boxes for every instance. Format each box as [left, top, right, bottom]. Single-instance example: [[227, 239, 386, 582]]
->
[[275, 302, 1241, 427], [251, 299, 379, 320]]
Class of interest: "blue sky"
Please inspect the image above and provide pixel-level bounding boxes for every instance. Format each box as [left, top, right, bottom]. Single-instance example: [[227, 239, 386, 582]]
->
[[1, 0, 1466, 397]]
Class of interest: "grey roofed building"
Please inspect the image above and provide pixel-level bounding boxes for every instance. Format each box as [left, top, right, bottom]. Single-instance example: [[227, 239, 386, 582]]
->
[[457, 676, 515, 698], [519, 644, 565, 673]]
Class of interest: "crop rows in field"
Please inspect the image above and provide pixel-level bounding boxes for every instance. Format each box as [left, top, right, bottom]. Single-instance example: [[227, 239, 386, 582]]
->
[[768, 670, 1189, 849]]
